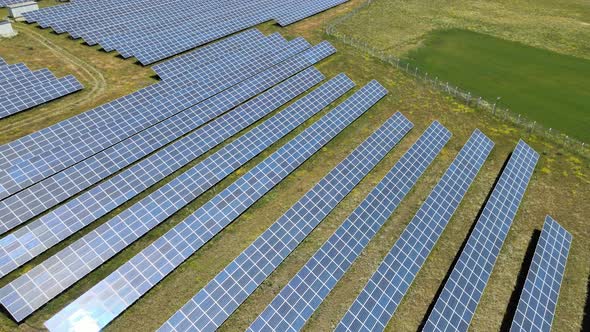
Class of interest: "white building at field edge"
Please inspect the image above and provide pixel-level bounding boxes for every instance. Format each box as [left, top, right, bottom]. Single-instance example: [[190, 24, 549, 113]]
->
[[0, 20, 16, 37], [7, 1, 38, 18]]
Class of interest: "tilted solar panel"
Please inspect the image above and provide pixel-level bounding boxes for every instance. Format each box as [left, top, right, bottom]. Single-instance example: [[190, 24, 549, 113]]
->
[[424, 140, 539, 331], [248, 121, 451, 332], [43, 80, 386, 332], [0, 72, 353, 322], [511, 216, 572, 332], [0, 63, 31, 81], [158, 112, 413, 332], [0, 43, 336, 279], [335, 129, 494, 332]]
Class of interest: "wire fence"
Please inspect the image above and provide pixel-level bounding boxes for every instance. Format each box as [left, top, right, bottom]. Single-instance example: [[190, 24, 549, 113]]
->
[[325, 0, 589, 157]]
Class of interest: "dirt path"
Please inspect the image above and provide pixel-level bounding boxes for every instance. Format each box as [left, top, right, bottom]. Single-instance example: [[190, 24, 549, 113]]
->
[[1, 24, 107, 132]]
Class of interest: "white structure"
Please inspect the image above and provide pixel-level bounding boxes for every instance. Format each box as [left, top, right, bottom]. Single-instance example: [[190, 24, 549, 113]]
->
[[0, 20, 16, 37], [7, 1, 38, 19]]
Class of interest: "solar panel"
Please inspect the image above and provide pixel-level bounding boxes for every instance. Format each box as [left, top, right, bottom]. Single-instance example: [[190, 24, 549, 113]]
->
[[0, 35, 302, 194], [0, 73, 82, 120], [0, 32, 303, 171], [0, 73, 355, 322], [0, 41, 335, 236], [43, 80, 386, 331], [0, 57, 6, 66], [511, 216, 572, 332], [335, 129, 494, 332], [0, 63, 31, 81], [158, 112, 413, 332], [276, 0, 349, 26], [248, 121, 451, 332], [0, 43, 336, 277], [424, 140, 540, 332]]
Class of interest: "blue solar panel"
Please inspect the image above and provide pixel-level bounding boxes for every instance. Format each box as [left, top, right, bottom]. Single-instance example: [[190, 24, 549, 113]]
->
[[424, 140, 539, 332], [248, 121, 451, 332], [0, 44, 334, 236], [335, 129, 494, 332], [158, 112, 413, 332], [0, 43, 336, 278], [43, 80, 387, 332], [0, 73, 355, 323], [0, 63, 31, 81], [511, 216, 572, 332]]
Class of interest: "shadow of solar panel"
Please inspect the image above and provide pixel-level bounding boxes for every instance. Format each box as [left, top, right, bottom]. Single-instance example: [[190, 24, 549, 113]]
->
[[248, 121, 451, 332], [43, 79, 385, 332], [0, 72, 354, 323], [158, 112, 413, 332], [335, 129, 494, 332], [424, 140, 540, 332], [0, 41, 335, 239], [511, 216, 572, 332], [0, 34, 302, 197], [0, 43, 336, 278]]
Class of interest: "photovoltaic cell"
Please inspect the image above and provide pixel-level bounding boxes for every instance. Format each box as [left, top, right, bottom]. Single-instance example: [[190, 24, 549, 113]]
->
[[158, 112, 413, 332], [44, 80, 387, 332], [0, 73, 354, 322], [0, 41, 335, 238], [511, 216, 571, 332], [424, 140, 540, 332], [335, 130, 494, 332], [248, 121, 451, 332]]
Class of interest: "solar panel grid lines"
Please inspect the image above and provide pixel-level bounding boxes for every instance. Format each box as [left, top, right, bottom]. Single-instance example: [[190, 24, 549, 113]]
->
[[248, 121, 452, 332], [0, 72, 354, 323], [43, 78, 384, 332], [158, 112, 414, 332], [152, 29, 265, 80], [335, 129, 494, 332], [0, 0, 24, 8], [0, 43, 336, 278], [0, 63, 31, 81], [0, 35, 301, 191], [510, 216, 572, 332], [0, 67, 328, 281], [0, 43, 330, 236], [0, 33, 306, 171], [0, 73, 83, 120], [0, 69, 58, 95], [424, 140, 540, 332]]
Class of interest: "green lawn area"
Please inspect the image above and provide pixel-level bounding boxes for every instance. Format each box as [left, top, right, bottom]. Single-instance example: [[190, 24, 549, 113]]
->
[[404, 29, 590, 142]]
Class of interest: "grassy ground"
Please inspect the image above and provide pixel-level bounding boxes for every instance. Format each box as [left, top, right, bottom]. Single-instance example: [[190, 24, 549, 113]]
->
[[404, 29, 590, 142], [0, 1, 588, 332]]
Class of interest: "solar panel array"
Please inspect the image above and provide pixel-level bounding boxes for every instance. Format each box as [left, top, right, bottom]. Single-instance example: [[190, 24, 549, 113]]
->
[[24, 0, 349, 64], [511, 216, 572, 332], [0, 59, 82, 119], [424, 140, 540, 332], [44, 80, 388, 331], [0, 34, 307, 201], [158, 112, 414, 332], [0, 43, 336, 277], [248, 122, 451, 332], [335, 130, 494, 332]]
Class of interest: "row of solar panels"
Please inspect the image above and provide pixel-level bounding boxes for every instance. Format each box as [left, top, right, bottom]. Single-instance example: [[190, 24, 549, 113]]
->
[[0, 57, 83, 119], [0, 31, 571, 332], [23, 0, 349, 64]]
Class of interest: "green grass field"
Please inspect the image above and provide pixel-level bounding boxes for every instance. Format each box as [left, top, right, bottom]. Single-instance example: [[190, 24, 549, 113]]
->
[[404, 29, 590, 142], [0, 1, 588, 332]]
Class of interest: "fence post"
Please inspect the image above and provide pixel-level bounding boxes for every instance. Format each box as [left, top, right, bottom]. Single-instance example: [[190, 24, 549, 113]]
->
[[467, 92, 471, 105]]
